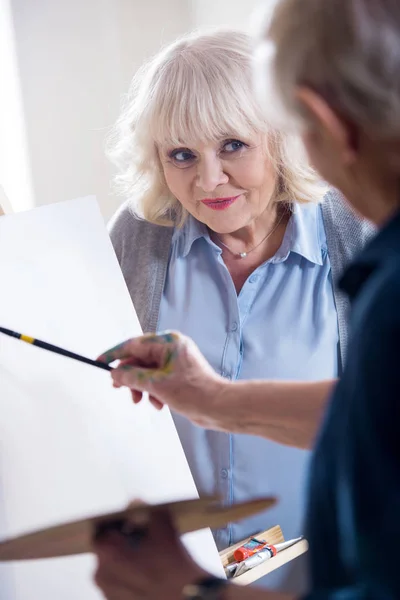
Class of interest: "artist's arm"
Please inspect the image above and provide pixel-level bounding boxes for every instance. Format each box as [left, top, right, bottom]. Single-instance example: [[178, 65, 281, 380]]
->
[[98, 332, 334, 449], [210, 379, 332, 449], [94, 508, 295, 600]]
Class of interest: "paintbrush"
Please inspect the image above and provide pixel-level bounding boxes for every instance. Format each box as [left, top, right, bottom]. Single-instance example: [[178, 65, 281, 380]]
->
[[0, 326, 112, 372]]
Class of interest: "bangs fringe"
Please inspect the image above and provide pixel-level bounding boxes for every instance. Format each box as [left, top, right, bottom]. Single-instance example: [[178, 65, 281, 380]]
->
[[147, 50, 267, 147]]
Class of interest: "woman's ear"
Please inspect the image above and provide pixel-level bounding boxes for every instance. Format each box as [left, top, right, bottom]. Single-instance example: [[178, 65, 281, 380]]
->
[[295, 86, 357, 165]]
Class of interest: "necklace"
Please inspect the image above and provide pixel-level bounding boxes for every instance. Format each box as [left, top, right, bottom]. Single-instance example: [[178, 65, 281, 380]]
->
[[215, 210, 286, 259]]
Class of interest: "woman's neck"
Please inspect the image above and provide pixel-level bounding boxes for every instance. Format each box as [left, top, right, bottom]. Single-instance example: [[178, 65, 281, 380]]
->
[[209, 203, 291, 295], [210, 202, 289, 255]]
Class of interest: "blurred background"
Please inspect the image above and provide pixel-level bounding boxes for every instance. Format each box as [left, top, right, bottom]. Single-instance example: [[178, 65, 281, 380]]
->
[[0, 0, 269, 220]]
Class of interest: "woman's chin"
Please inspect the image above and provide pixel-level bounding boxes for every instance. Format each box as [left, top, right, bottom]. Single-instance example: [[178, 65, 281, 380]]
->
[[207, 220, 249, 235], [201, 210, 251, 235]]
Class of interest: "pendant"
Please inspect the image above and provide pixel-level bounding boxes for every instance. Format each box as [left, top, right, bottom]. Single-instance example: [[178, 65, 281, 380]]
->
[[239, 252, 247, 258]]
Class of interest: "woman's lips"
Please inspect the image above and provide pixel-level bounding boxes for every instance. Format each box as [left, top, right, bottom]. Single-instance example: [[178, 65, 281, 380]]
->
[[201, 195, 241, 211]]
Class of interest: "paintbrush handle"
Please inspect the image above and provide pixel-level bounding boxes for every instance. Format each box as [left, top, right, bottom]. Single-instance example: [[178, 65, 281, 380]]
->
[[0, 326, 112, 372], [32, 339, 112, 371]]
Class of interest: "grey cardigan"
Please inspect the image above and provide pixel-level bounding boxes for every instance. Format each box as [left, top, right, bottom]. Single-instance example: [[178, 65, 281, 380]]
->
[[109, 189, 374, 369]]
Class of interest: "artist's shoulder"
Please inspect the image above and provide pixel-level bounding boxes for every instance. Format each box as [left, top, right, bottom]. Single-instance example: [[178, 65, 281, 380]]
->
[[108, 200, 174, 258], [345, 259, 400, 422]]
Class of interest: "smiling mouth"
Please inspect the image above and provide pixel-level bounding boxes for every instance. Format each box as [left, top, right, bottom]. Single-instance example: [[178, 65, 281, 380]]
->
[[201, 195, 241, 211]]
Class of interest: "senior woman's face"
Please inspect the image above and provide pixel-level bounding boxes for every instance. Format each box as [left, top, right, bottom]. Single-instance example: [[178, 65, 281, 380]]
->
[[159, 135, 277, 234]]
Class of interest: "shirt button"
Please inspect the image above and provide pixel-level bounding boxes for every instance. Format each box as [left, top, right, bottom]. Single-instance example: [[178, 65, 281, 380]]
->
[[221, 469, 229, 479], [249, 275, 259, 283], [230, 322, 238, 331]]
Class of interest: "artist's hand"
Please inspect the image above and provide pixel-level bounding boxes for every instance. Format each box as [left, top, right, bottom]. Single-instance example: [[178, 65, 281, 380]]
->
[[97, 331, 226, 428], [93, 508, 207, 600]]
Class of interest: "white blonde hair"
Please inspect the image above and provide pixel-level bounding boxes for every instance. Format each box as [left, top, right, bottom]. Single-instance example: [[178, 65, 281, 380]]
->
[[262, 0, 400, 138], [108, 28, 326, 227]]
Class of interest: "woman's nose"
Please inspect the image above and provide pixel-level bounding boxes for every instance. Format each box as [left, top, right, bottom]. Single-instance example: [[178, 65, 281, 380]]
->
[[195, 156, 229, 193]]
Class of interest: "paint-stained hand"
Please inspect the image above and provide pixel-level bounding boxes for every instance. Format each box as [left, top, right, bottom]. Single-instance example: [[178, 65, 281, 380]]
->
[[97, 331, 226, 426], [93, 508, 206, 600]]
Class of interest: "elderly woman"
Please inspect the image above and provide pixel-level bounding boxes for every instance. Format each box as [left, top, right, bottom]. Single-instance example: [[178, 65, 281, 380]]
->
[[94, 2, 400, 600], [103, 28, 371, 596]]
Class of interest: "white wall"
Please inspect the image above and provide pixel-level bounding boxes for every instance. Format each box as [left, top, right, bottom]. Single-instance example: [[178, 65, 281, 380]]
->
[[0, 0, 34, 213], [0, 0, 274, 220], [190, 0, 265, 30], [3, 0, 191, 219]]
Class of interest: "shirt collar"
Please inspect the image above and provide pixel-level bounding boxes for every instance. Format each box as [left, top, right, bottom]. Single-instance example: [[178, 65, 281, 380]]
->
[[340, 208, 400, 301], [174, 202, 325, 265], [173, 215, 210, 258], [275, 202, 325, 265]]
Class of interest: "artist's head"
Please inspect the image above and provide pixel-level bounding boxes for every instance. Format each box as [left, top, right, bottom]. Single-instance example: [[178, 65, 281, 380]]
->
[[108, 29, 323, 233], [256, 0, 400, 224]]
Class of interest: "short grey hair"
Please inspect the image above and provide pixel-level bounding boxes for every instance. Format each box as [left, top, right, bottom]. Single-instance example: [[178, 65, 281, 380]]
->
[[259, 0, 400, 139]]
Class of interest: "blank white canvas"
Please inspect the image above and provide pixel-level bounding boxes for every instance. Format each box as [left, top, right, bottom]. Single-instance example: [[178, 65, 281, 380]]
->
[[0, 198, 224, 600]]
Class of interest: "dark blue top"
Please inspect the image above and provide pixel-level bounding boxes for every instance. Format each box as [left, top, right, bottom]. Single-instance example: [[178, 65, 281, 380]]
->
[[303, 209, 400, 599]]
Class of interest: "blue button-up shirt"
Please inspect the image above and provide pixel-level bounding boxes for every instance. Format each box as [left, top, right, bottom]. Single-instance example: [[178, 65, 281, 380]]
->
[[158, 202, 339, 593], [303, 209, 400, 600]]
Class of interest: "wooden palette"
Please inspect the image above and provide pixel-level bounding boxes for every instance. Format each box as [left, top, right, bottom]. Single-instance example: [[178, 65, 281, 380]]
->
[[0, 496, 276, 561]]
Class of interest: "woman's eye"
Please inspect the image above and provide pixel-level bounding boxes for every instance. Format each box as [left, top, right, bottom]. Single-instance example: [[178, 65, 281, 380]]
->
[[170, 149, 196, 164], [222, 140, 246, 153]]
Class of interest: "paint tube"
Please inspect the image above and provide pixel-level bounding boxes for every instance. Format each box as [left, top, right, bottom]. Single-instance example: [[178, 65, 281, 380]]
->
[[233, 537, 267, 561], [231, 536, 304, 578]]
